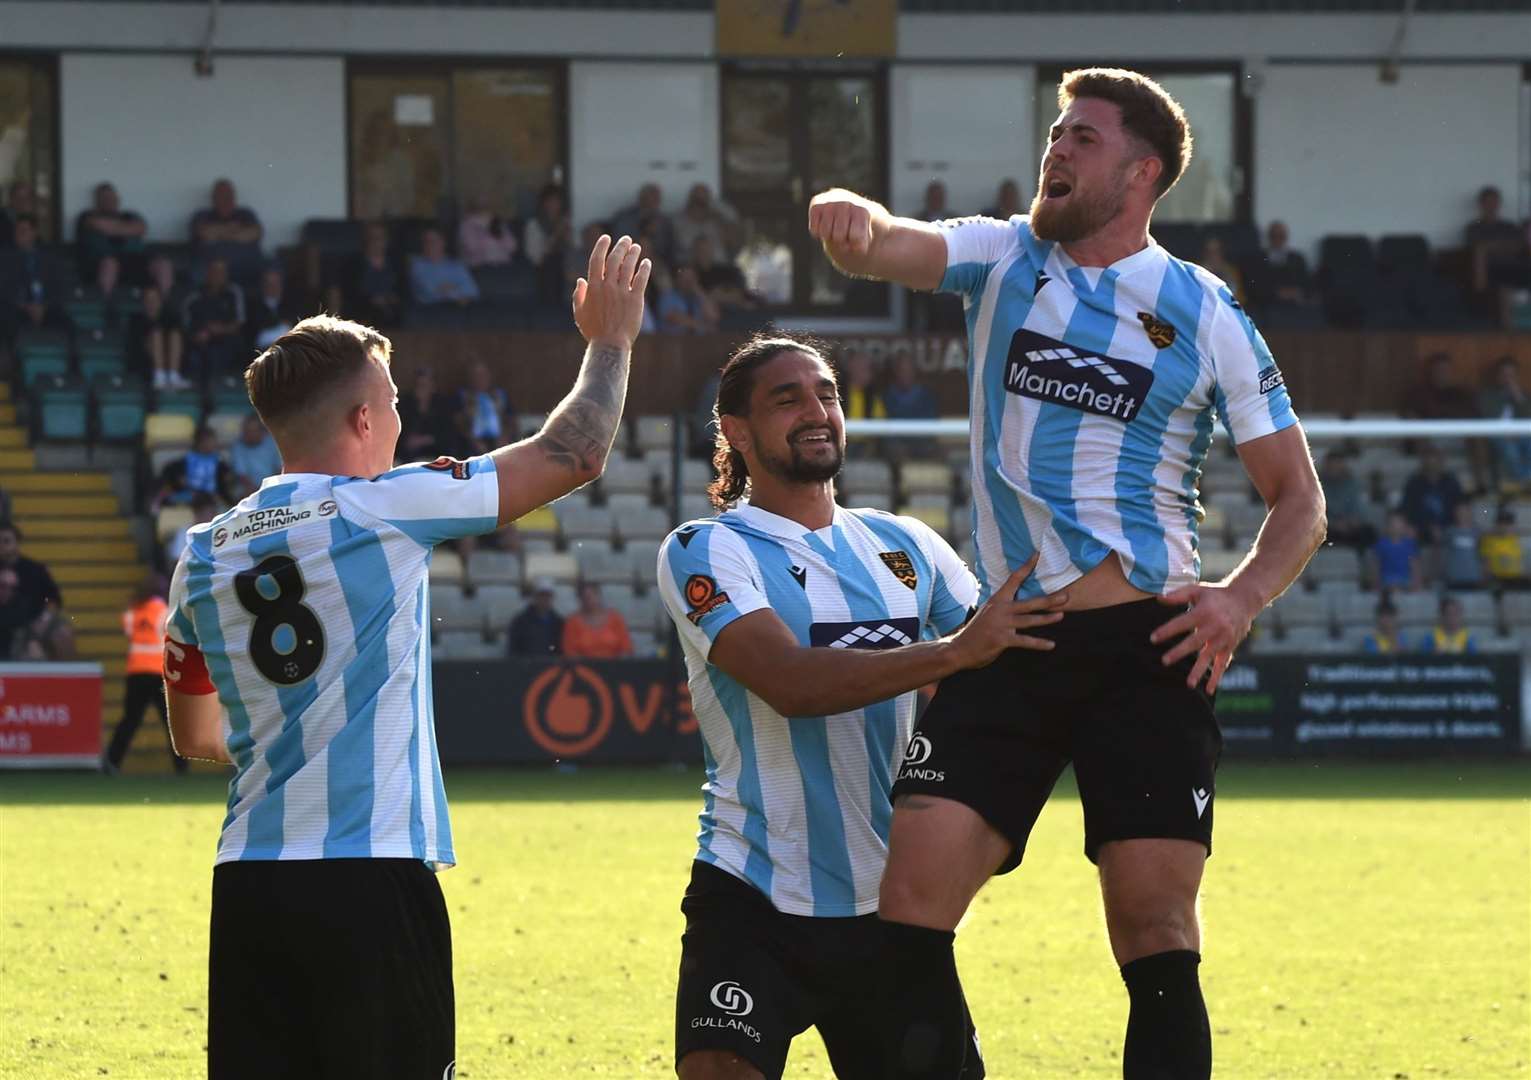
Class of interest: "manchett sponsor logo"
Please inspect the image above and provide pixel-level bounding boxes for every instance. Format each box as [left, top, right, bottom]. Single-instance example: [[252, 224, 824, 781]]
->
[[1002, 329, 1154, 423]]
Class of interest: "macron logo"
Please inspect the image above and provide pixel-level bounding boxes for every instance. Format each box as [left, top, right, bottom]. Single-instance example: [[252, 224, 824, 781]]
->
[[1192, 787, 1211, 819]]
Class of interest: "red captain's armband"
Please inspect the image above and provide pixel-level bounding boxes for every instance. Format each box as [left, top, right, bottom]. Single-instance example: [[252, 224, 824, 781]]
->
[[164, 637, 216, 695]]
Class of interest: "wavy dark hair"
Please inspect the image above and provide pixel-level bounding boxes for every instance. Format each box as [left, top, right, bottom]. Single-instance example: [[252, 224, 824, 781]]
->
[[707, 334, 831, 510]]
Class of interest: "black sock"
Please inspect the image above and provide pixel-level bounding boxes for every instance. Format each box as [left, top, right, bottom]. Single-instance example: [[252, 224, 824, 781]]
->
[[1119, 949, 1211, 1080], [880, 918, 972, 1079]]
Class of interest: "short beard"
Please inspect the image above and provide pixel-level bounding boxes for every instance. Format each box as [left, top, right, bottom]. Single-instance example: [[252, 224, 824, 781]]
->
[[755, 440, 844, 487], [1029, 171, 1129, 243]]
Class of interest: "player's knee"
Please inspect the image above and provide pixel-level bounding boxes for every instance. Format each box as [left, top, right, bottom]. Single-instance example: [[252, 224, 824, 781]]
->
[[677, 1050, 765, 1080], [1106, 900, 1199, 961], [878, 866, 958, 928]]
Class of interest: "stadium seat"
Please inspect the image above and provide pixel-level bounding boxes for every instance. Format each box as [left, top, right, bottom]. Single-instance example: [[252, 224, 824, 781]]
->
[[149, 446, 186, 477], [629, 629, 659, 658], [568, 537, 614, 559], [432, 586, 487, 633], [144, 411, 196, 450], [1276, 625, 1341, 653], [1447, 591, 1497, 626], [1271, 588, 1334, 630], [17, 335, 71, 386], [1393, 592, 1437, 627], [557, 505, 615, 542], [679, 494, 714, 522], [517, 413, 548, 439], [436, 630, 501, 662], [576, 545, 634, 585], [430, 550, 465, 584], [210, 376, 254, 415], [477, 585, 524, 628], [841, 459, 894, 500], [33, 376, 89, 442], [524, 550, 579, 585], [1319, 234, 1378, 327], [466, 550, 521, 587], [1500, 592, 1531, 627], [1199, 548, 1243, 580], [1303, 546, 1363, 588], [1152, 223, 1202, 261], [519, 535, 557, 555], [641, 448, 675, 482], [899, 461, 952, 496], [656, 459, 713, 494], [301, 218, 364, 254], [514, 506, 558, 538], [898, 504, 950, 537], [205, 412, 246, 448], [77, 329, 128, 380], [617, 506, 672, 542], [600, 455, 654, 496], [624, 539, 663, 579], [635, 415, 676, 453], [154, 387, 203, 421], [93, 374, 148, 442], [605, 492, 654, 516], [153, 504, 195, 543]]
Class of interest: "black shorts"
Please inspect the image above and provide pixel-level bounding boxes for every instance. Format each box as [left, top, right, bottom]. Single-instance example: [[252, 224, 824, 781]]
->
[[208, 858, 455, 1080], [676, 861, 982, 1080], [893, 598, 1222, 872]]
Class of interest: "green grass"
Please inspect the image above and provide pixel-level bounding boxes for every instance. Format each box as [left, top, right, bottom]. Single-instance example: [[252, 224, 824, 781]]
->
[[2, 762, 1528, 1078]]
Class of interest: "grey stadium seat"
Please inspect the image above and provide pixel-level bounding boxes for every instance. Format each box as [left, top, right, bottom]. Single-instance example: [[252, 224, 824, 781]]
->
[[430, 586, 486, 633], [466, 550, 521, 587], [557, 505, 615, 541], [478, 585, 524, 628], [618, 506, 673, 541]]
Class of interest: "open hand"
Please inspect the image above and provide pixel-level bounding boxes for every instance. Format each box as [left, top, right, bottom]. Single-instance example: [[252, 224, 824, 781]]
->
[[1150, 581, 1260, 693], [572, 235, 652, 349], [948, 554, 1068, 670]]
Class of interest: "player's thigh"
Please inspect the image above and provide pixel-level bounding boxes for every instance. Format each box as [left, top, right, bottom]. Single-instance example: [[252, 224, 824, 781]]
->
[[678, 1050, 766, 1080], [1097, 837, 1207, 964], [879, 795, 1012, 929]]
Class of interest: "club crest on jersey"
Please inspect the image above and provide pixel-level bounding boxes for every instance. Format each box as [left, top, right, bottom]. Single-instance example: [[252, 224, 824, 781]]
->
[[1003, 329, 1154, 423], [1137, 311, 1177, 349], [684, 574, 730, 624], [878, 550, 918, 590], [425, 455, 470, 480]]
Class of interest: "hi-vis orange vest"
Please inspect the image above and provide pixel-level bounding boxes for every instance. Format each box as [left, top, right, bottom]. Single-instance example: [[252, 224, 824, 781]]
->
[[124, 597, 168, 676]]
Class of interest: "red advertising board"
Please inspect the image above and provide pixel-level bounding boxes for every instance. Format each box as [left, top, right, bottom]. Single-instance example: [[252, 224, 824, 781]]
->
[[0, 663, 104, 768]]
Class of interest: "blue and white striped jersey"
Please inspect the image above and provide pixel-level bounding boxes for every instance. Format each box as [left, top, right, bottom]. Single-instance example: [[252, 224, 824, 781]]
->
[[657, 503, 979, 917], [938, 215, 1299, 600], [166, 458, 499, 868]]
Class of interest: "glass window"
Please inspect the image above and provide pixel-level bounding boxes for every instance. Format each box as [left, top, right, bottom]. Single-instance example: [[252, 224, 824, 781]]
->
[[0, 57, 58, 240]]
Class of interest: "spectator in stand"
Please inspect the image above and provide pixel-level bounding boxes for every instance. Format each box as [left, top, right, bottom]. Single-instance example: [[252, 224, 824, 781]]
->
[[436, 408, 480, 462], [1401, 442, 1465, 547], [1465, 185, 1531, 300], [691, 235, 758, 314], [0, 214, 65, 338], [508, 579, 564, 657], [883, 351, 938, 420], [523, 184, 572, 306], [409, 227, 480, 308], [132, 284, 188, 390], [0, 178, 36, 248], [146, 252, 192, 315], [658, 264, 720, 334], [914, 180, 949, 223], [153, 426, 235, 510], [243, 265, 298, 352], [1370, 510, 1422, 592], [189, 178, 264, 283], [561, 582, 633, 659], [103, 573, 185, 775], [230, 414, 282, 496], [81, 253, 140, 331], [1318, 450, 1376, 554], [1253, 220, 1314, 310], [839, 347, 887, 420], [164, 493, 219, 567], [1481, 506, 1527, 590], [0, 567, 28, 659], [399, 367, 453, 462], [1362, 599, 1408, 655], [345, 222, 402, 327], [982, 178, 1025, 220], [613, 182, 674, 264], [1401, 352, 1488, 491], [673, 183, 739, 261], [181, 257, 246, 379], [1423, 595, 1477, 655], [1477, 356, 1531, 491], [12, 603, 76, 662], [75, 181, 147, 279], [458, 360, 514, 456], [0, 522, 63, 620], [1199, 236, 1246, 307], [457, 196, 517, 268], [1440, 501, 1487, 591]]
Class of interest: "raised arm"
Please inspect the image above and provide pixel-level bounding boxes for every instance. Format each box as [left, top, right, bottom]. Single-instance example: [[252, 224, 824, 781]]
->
[[709, 559, 1067, 718], [807, 188, 949, 291], [489, 235, 651, 526]]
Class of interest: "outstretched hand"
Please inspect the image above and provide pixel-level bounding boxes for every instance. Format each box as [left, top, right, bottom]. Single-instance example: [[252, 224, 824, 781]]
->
[[1150, 580, 1260, 694], [948, 554, 1069, 670], [572, 234, 652, 349]]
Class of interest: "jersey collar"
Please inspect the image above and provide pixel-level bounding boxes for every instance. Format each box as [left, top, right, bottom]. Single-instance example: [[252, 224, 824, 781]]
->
[[1050, 237, 1166, 281], [730, 500, 843, 544]]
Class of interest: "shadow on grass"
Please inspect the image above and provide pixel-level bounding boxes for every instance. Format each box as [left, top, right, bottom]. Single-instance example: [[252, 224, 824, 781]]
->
[[1, 759, 1528, 808]]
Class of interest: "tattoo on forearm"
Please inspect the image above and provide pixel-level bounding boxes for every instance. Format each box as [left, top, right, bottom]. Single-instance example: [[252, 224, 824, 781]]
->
[[540, 343, 630, 475]]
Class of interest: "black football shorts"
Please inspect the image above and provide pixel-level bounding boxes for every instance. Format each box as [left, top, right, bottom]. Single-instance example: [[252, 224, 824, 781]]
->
[[893, 598, 1222, 872], [675, 861, 982, 1079]]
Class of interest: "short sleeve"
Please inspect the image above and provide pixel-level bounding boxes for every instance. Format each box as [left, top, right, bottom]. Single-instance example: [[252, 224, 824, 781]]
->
[[921, 527, 981, 635], [935, 215, 1019, 300], [333, 454, 499, 548], [656, 524, 771, 660], [166, 550, 198, 647], [1208, 288, 1299, 446]]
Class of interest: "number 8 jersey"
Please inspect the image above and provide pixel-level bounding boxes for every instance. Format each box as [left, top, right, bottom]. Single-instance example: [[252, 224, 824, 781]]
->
[[165, 459, 499, 868]]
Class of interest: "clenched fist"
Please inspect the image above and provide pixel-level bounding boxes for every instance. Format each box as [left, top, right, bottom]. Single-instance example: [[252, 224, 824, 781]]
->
[[808, 189, 882, 269]]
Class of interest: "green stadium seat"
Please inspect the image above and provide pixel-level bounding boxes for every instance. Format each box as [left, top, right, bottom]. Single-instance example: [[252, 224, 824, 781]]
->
[[16, 328, 72, 386], [33, 376, 90, 442], [154, 387, 204, 421], [209, 375, 254, 415], [65, 299, 106, 332], [78, 343, 127, 382], [93, 374, 148, 442]]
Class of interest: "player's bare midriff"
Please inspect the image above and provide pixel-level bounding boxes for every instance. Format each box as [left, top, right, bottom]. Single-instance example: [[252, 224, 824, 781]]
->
[[1059, 553, 1155, 611]]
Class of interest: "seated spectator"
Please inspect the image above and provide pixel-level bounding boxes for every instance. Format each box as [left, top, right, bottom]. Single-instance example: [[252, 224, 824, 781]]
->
[[345, 221, 402, 327], [658, 264, 720, 334], [915, 180, 949, 223], [1361, 599, 1409, 655], [131, 284, 188, 389], [457, 196, 518, 268], [243, 265, 299, 351], [399, 367, 454, 462], [75, 181, 147, 279], [80, 253, 140, 331], [1401, 443, 1465, 547], [1440, 501, 1487, 591], [181, 258, 246, 379], [1422, 595, 1477, 655], [1481, 506, 1527, 590], [982, 178, 1025, 220], [12, 603, 76, 662], [508, 579, 564, 657], [154, 426, 235, 510], [673, 183, 739, 261], [0, 178, 36, 248], [839, 348, 887, 420], [1370, 511, 1421, 592], [1465, 185, 1530, 301], [1199, 237, 1246, 307], [0, 567, 29, 659], [0, 521, 63, 634], [409, 227, 480, 308], [1477, 356, 1531, 491], [0, 214, 65, 338], [436, 408, 480, 462], [230, 414, 282, 495], [457, 360, 514, 455], [691, 236, 757, 313], [612, 182, 674, 265], [883, 351, 938, 420], [522, 184, 572, 306], [1318, 450, 1376, 553], [1252, 220, 1314, 309], [1401, 350, 1491, 490], [561, 582, 632, 659], [189, 178, 264, 284], [165, 492, 220, 567], [146, 252, 192, 315]]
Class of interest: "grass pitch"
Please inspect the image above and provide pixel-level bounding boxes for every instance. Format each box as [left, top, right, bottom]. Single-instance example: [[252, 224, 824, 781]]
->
[[2, 762, 1528, 1079]]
